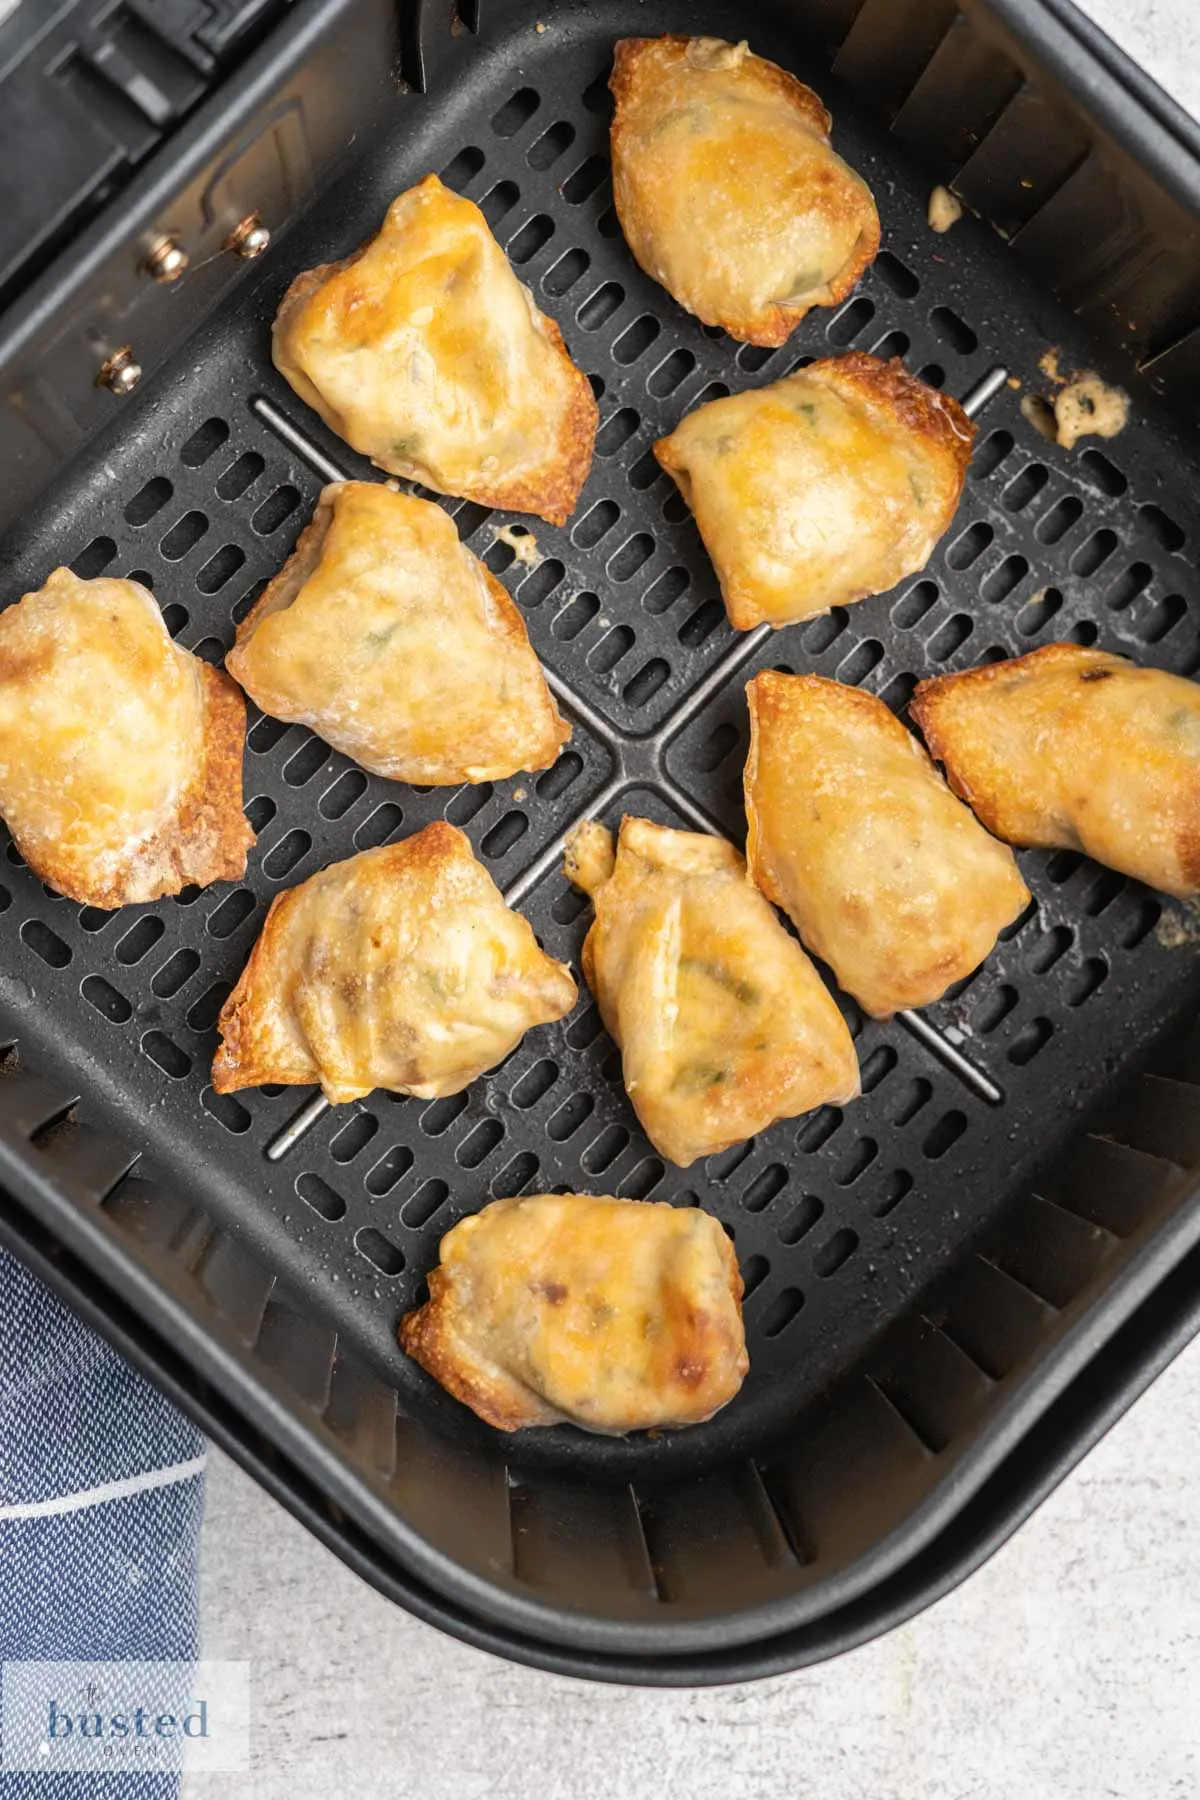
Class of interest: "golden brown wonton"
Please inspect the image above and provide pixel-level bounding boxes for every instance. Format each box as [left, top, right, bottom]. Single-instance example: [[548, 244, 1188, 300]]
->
[[400, 1193, 748, 1433], [745, 672, 1030, 1017], [610, 36, 879, 344], [655, 353, 975, 630], [912, 643, 1200, 899], [271, 173, 597, 524], [226, 482, 568, 784], [212, 822, 576, 1103], [0, 568, 252, 907], [565, 816, 860, 1166]]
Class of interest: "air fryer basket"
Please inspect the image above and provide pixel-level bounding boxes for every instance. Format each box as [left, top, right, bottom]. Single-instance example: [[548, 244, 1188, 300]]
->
[[2, 0, 1200, 1674]]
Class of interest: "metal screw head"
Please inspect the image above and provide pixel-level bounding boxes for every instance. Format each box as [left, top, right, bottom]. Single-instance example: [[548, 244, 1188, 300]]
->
[[97, 347, 142, 396], [144, 235, 189, 283], [225, 214, 271, 260]]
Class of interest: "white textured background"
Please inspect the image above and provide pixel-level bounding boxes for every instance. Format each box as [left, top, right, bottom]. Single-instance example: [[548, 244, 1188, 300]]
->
[[187, 4, 1200, 1794]]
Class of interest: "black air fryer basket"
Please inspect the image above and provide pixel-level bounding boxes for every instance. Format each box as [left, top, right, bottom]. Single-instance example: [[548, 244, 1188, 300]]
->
[[2, 0, 1200, 1682]]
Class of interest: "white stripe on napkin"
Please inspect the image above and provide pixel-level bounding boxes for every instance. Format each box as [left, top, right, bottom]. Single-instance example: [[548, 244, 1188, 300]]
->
[[0, 1454, 206, 1522]]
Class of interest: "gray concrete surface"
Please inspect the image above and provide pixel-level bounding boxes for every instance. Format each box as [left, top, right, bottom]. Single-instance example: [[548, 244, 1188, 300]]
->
[[195, 1338, 1200, 1798], [188, 2, 1200, 1793], [1089, 0, 1200, 119]]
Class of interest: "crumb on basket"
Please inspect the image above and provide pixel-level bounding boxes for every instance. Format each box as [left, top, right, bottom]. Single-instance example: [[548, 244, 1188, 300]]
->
[[493, 522, 540, 567], [927, 185, 963, 233], [1156, 902, 1200, 950], [563, 820, 615, 896], [1052, 372, 1130, 451], [1022, 353, 1130, 452]]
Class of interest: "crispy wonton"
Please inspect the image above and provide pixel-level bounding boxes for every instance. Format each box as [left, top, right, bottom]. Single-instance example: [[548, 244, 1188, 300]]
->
[[226, 482, 568, 784], [271, 173, 597, 524], [655, 353, 975, 629], [212, 822, 576, 1103], [745, 672, 1030, 1016], [912, 643, 1200, 898], [401, 1192, 748, 1433], [0, 568, 252, 907], [610, 36, 879, 344], [565, 817, 860, 1166]]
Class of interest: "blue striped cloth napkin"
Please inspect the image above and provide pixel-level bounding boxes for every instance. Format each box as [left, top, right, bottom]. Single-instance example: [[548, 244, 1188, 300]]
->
[[0, 1245, 205, 1798]]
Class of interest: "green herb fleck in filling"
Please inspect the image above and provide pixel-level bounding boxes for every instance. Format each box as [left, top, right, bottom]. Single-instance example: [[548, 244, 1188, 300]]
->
[[365, 621, 401, 653], [672, 1062, 730, 1094], [679, 955, 760, 1007]]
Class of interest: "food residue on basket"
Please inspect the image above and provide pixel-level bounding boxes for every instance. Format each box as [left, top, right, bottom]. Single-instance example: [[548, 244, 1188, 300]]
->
[[493, 522, 540, 566], [1052, 372, 1130, 450], [1022, 349, 1130, 451], [1156, 901, 1200, 950], [927, 185, 963, 234], [562, 819, 616, 895]]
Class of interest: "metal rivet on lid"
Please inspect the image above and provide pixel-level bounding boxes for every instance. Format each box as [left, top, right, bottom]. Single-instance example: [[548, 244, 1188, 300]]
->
[[225, 214, 271, 259], [97, 347, 142, 396], [143, 234, 189, 283]]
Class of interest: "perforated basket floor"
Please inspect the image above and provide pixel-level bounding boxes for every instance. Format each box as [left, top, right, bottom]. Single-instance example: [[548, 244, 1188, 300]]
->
[[3, 0, 1200, 1655]]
